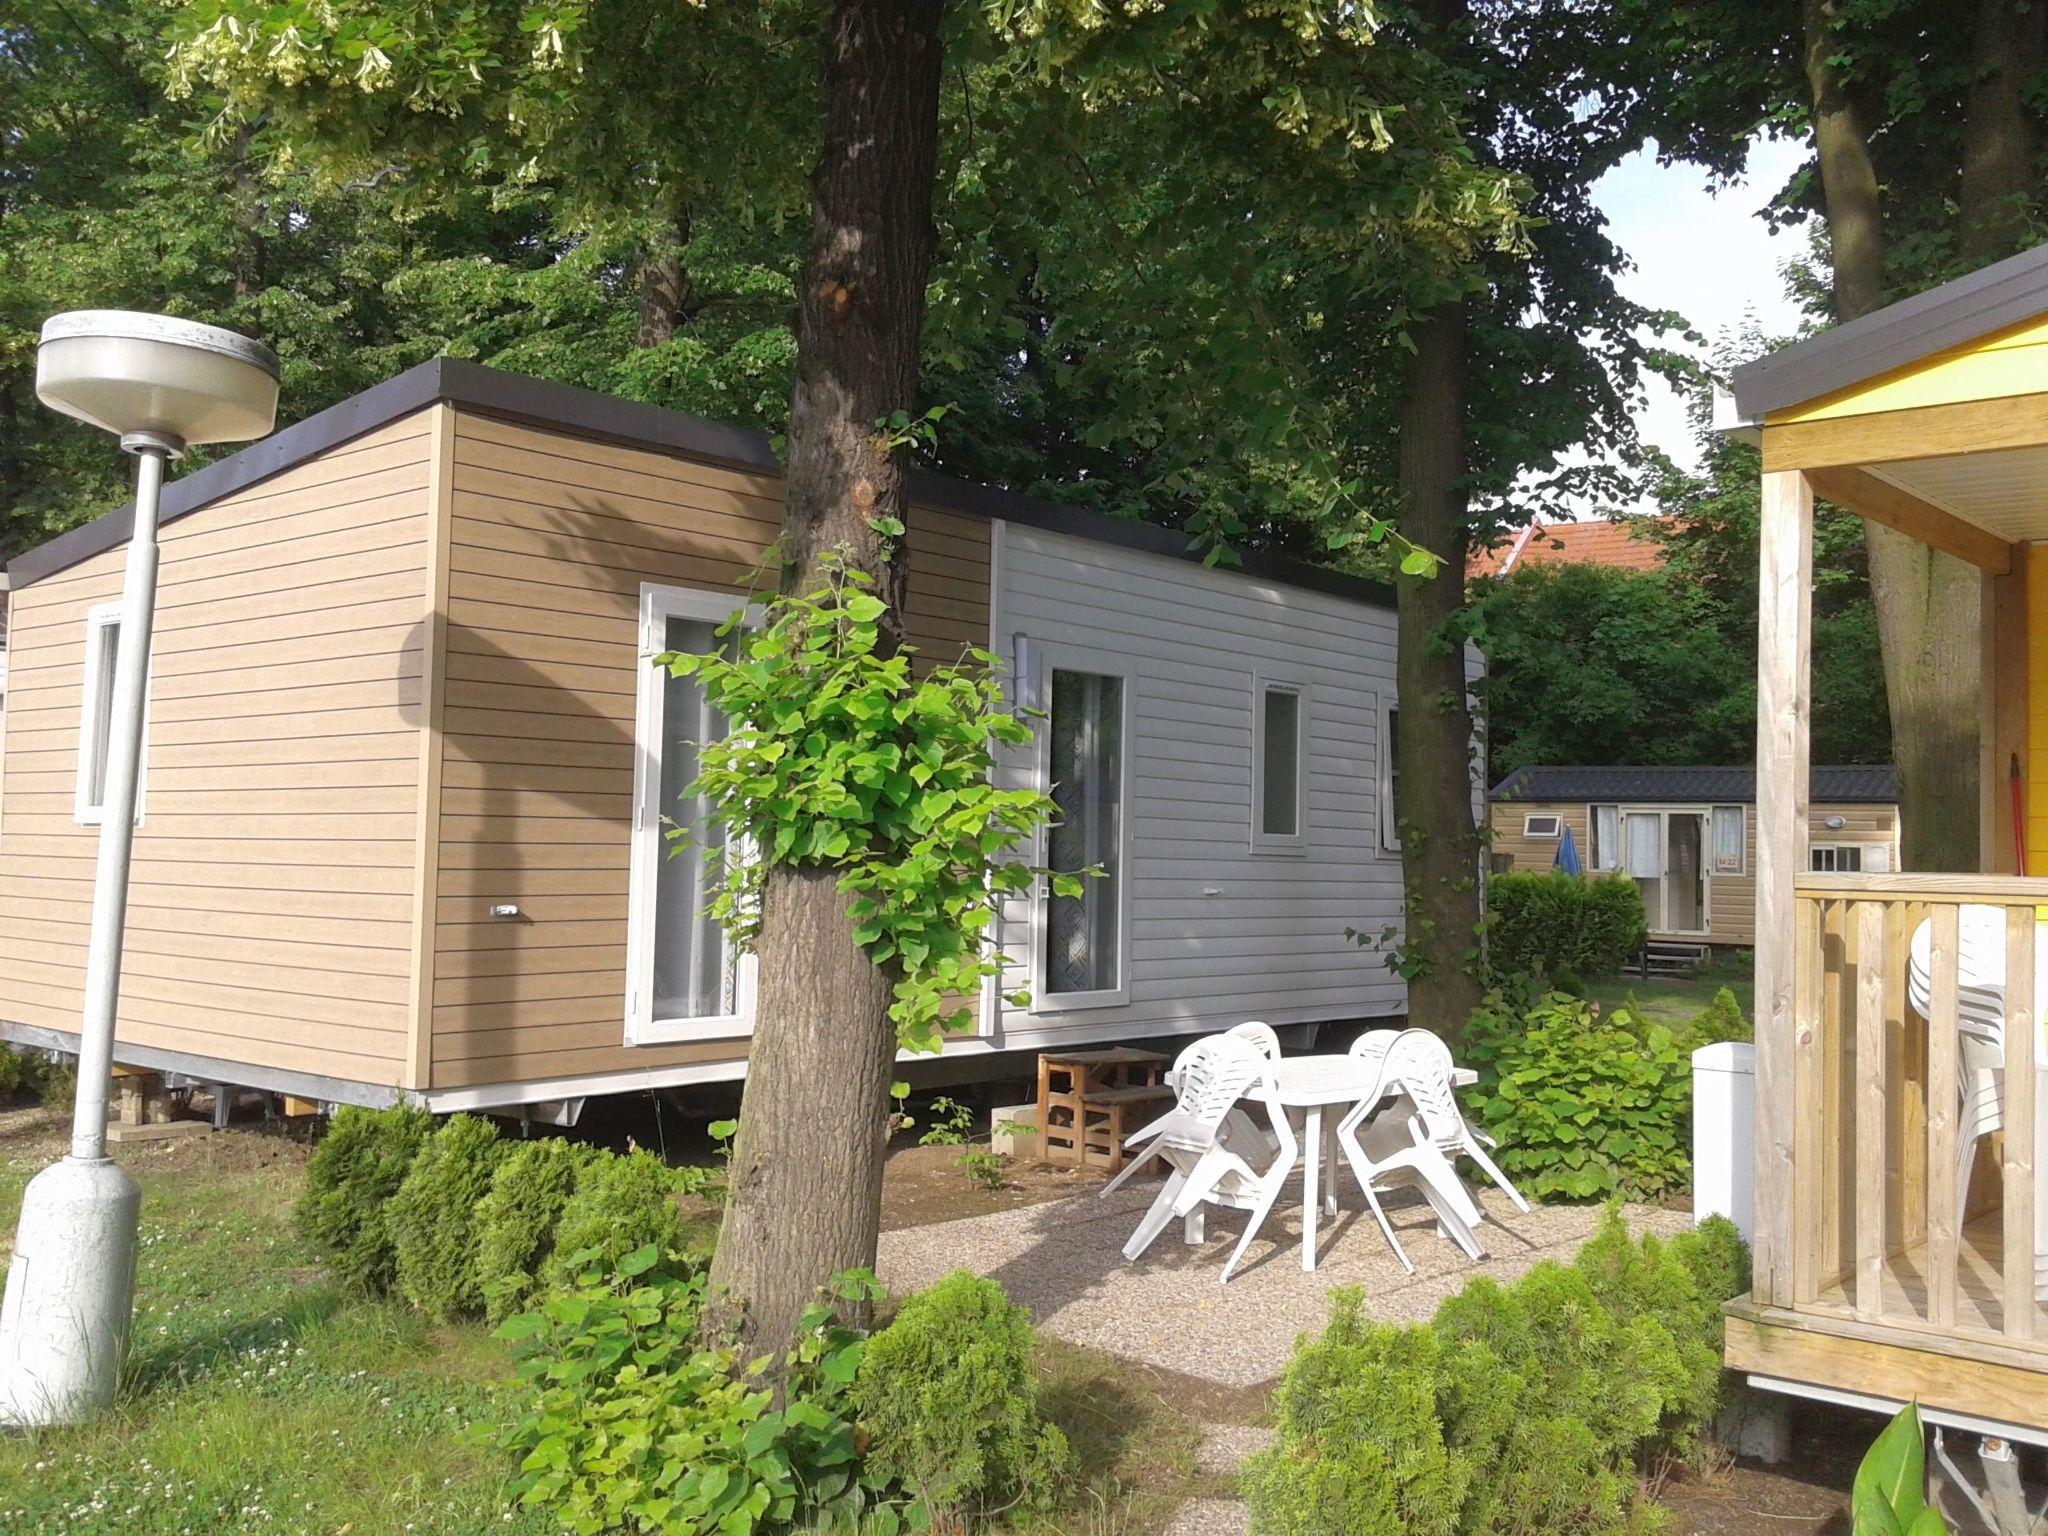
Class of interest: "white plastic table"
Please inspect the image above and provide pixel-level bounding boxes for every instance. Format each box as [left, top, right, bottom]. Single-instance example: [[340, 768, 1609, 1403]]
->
[[1272, 1054, 1479, 1273]]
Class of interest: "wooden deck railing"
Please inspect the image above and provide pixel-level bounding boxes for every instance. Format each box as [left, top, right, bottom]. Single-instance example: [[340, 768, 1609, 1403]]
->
[[1790, 874, 2045, 1349]]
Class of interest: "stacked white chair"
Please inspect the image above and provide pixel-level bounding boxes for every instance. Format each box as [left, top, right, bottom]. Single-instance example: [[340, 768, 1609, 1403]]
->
[[1331, 1030, 1481, 1271], [1099, 1035, 1298, 1283]]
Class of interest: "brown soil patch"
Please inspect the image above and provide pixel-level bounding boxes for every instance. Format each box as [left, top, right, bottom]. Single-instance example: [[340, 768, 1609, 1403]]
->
[[0, 1102, 312, 1176], [880, 1142, 1109, 1230], [1660, 1399, 1869, 1535]]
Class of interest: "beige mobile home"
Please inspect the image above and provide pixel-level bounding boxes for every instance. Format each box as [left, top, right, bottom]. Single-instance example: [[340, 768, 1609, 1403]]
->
[[0, 360, 1422, 1116], [1488, 765, 1899, 948]]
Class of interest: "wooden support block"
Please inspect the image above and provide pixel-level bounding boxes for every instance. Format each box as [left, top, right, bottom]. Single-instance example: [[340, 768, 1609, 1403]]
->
[[281, 1095, 322, 1117]]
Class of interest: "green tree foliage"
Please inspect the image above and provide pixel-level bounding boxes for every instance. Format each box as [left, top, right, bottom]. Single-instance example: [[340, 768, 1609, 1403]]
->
[[388, 1112, 505, 1322], [294, 1104, 433, 1295], [851, 1271, 1071, 1526]]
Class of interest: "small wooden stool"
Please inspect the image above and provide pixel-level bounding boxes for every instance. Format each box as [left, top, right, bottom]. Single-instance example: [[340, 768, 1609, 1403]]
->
[[1036, 1047, 1171, 1172]]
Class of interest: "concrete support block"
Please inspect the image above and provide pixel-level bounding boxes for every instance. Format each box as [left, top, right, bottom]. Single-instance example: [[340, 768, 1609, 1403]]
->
[[1693, 1041, 1755, 1240], [990, 1102, 1038, 1157]]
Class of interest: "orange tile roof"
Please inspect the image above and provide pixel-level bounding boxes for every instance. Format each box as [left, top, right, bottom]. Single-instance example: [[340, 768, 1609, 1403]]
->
[[1470, 517, 1668, 578]]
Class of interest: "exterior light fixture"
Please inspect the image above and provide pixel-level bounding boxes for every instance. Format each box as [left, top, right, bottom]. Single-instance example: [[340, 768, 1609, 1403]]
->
[[0, 312, 278, 1427]]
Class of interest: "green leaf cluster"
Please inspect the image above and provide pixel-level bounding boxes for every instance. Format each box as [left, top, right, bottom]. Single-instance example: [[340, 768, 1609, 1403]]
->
[[1460, 987, 1694, 1201], [666, 556, 1074, 1051], [294, 1103, 434, 1295], [493, 1256, 891, 1536], [1851, 1404, 1948, 1536], [1241, 1212, 1751, 1536], [389, 1111, 508, 1322], [1486, 870, 1648, 984], [850, 1271, 1071, 1528]]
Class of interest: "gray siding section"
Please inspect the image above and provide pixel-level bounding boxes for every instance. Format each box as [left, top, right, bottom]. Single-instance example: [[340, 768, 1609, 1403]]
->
[[987, 522, 1418, 1046]]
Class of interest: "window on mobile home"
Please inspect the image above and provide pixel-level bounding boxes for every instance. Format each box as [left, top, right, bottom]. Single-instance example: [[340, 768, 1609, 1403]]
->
[[1711, 805, 1745, 874], [75, 602, 145, 827], [627, 586, 754, 1043], [1252, 678, 1306, 852], [1378, 701, 1400, 853], [1810, 843, 1888, 874], [1589, 803, 1620, 870], [1043, 667, 1125, 999]]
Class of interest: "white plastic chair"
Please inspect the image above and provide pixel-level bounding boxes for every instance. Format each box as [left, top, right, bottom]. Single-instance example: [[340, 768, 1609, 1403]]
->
[[1219, 1021, 1284, 1159], [1331, 1031, 1489, 1272], [1907, 910, 2022, 1229], [1375, 1029, 1528, 1215], [1098, 1036, 1298, 1283]]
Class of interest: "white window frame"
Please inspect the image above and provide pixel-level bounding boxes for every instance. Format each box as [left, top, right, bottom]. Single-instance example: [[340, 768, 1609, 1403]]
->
[[1810, 842, 1886, 874], [1377, 694, 1400, 855], [1588, 803, 1621, 871], [1249, 673, 1309, 855], [624, 582, 760, 1047], [1028, 639, 1134, 1013], [1711, 804, 1746, 875], [74, 600, 148, 828], [1522, 812, 1562, 839]]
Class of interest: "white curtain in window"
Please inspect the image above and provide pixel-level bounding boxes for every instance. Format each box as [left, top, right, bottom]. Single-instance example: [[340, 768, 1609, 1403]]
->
[[1711, 805, 1744, 874], [1624, 813, 1662, 878], [1591, 805, 1620, 870]]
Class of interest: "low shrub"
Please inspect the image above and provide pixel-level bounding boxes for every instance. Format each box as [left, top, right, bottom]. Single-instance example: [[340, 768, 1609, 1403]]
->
[[295, 1104, 433, 1294], [852, 1271, 1071, 1527], [473, 1137, 595, 1324], [544, 1146, 691, 1287], [389, 1113, 504, 1321], [1680, 986, 1752, 1051], [1488, 870, 1647, 982], [495, 1250, 887, 1536], [1242, 1212, 1749, 1536], [0, 1045, 47, 1102], [1463, 987, 1692, 1200]]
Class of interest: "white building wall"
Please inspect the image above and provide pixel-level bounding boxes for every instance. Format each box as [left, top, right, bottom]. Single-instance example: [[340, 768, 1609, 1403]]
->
[[983, 520, 1434, 1049]]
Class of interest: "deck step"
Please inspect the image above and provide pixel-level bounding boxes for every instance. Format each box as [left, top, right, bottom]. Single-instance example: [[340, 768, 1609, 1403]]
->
[[1630, 941, 1709, 980]]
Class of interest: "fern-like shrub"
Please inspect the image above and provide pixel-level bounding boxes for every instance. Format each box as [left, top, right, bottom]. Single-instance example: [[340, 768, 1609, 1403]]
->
[[389, 1113, 504, 1321], [472, 1137, 594, 1324], [295, 1104, 433, 1294], [543, 1147, 690, 1287]]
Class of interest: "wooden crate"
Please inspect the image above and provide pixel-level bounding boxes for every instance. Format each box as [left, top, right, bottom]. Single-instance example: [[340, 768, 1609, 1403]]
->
[[1036, 1047, 1171, 1172]]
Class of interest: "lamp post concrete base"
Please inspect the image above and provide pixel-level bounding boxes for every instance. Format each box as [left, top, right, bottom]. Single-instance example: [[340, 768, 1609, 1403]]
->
[[0, 1155, 141, 1427]]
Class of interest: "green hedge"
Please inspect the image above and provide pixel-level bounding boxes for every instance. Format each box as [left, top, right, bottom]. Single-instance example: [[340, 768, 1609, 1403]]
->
[[295, 1104, 434, 1295], [1487, 870, 1647, 982], [1242, 1214, 1749, 1536], [390, 1113, 505, 1321], [473, 1138, 596, 1324]]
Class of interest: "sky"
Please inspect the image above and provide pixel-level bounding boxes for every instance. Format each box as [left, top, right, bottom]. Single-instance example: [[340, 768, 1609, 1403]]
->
[[1588, 135, 1813, 477]]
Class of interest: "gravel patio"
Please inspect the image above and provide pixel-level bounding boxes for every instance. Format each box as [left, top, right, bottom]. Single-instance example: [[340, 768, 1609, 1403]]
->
[[877, 1176, 1691, 1387]]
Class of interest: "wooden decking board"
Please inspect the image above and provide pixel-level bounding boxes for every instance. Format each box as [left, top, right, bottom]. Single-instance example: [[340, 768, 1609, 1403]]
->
[[1808, 1214, 2048, 1350]]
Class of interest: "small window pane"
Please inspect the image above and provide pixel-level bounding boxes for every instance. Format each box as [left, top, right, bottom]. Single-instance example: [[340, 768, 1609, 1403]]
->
[[1381, 706, 1400, 852], [1591, 804, 1620, 870], [652, 614, 738, 1020], [1259, 687, 1301, 837], [84, 620, 120, 811], [1711, 805, 1744, 874], [1046, 668, 1123, 995]]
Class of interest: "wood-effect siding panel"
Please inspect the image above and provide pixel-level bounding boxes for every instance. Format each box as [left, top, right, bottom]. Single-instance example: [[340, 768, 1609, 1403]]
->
[[0, 413, 433, 1087], [428, 410, 991, 1091]]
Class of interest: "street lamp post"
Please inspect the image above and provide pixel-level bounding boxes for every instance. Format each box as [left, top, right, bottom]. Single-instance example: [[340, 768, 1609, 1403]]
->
[[0, 312, 278, 1427]]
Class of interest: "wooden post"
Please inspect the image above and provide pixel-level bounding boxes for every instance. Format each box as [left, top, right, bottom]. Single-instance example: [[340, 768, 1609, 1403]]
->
[[1926, 902, 1961, 1330], [1854, 899, 1887, 1318], [1754, 468, 1814, 1309], [2002, 905, 2037, 1341]]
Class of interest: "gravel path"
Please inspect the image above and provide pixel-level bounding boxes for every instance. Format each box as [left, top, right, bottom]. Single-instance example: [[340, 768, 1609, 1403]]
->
[[877, 1178, 1688, 1387]]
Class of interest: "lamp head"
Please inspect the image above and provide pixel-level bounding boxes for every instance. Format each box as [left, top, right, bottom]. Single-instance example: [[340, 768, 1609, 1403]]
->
[[36, 311, 279, 456]]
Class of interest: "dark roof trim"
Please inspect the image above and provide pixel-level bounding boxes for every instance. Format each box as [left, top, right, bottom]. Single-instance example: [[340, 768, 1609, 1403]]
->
[[8, 357, 1395, 611], [1730, 240, 2048, 419], [1490, 763, 1898, 805]]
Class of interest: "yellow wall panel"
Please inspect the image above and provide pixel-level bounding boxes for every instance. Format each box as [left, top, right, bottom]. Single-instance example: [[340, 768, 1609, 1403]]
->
[[1769, 313, 2048, 425]]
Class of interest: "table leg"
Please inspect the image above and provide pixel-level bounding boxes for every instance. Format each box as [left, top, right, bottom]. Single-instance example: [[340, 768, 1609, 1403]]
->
[[1323, 1113, 1340, 1216], [1302, 1104, 1323, 1272]]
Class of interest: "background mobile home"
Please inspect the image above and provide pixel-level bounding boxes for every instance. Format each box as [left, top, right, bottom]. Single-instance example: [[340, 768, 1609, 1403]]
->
[[0, 359, 1442, 1115], [1489, 764, 1899, 948]]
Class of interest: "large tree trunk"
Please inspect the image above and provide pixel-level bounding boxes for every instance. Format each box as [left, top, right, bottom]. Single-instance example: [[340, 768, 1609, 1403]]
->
[[1959, 0, 2044, 267], [1804, 0, 1983, 870], [1395, 303, 1485, 1039], [634, 205, 696, 348], [705, 0, 943, 1355]]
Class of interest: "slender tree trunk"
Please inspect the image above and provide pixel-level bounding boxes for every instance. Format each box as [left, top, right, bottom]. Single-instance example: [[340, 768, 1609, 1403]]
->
[[705, 0, 943, 1355], [634, 206, 696, 348], [1804, 0, 1983, 870], [230, 124, 264, 302], [1396, 303, 1486, 1039]]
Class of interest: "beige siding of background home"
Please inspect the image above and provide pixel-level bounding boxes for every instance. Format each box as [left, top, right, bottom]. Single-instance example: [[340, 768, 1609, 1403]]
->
[[1487, 799, 1899, 946], [427, 410, 991, 1092], [0, 414, 435, 1085]]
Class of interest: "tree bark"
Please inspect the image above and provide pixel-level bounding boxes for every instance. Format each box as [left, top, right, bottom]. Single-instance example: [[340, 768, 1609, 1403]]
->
[[634, 206, 696, 348], [704, 0, 943, 1356], [1804, 0, 1983, 870], [1959, 0, 2044, 268], [1395, 303, 1486, 1039]]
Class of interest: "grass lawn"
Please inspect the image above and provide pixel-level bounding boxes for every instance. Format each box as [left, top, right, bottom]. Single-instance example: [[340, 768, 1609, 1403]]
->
[[1585, 953, 1755, 1036], [0, 1107, 1207, 1536]]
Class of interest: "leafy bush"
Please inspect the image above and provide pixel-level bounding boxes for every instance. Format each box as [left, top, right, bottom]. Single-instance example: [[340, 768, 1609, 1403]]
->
[[295, 1104, 433, 1294], [389, 1113, 504, 1321], [544, 1147, 691, 1288], [1852, 1403, 1941, 1536], [852, 1271, 1071, 1526], [1488, 870, 1647, 981], [495, 1251, 888, 1536], [473, 1137, 595, 1324], [1680, 986, 1752, 1051], [1463, 987, 1693, 1200], [1243, 1212, 1749, 1536], [0, 1045, 47, 1102]]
